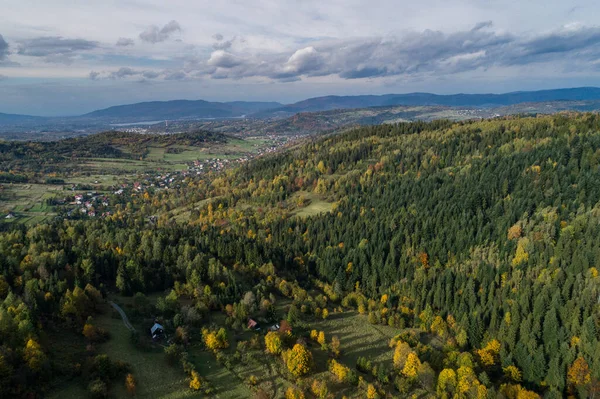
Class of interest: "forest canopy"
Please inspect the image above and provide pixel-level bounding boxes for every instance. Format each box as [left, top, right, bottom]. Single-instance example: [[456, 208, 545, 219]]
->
[[1, 114, 599, 398]]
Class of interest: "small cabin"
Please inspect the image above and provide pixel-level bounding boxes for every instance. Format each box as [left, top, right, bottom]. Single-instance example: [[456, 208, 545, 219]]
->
[[150, 323, 164, 340], [247, 318, 260, 331]]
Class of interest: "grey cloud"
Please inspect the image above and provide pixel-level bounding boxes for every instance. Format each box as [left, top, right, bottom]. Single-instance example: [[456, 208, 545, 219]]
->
[[110, 67, 139, 79], [139, 20, 181, 43], [193, 23, 600, 81], [213, 33, 224, 41], [116, 37, 135, 47], [17, 36, 98, 63], [91, 23, 600, 84], [520, 27, 600, 57], [472, 21, 493, 31], [213, 38, 234, 50], [0, 34, 8, 60], [142, 71, 160, 79], [0, 74, 7, 80], [164, 70, 187, 80], [89, 67, 187, 81]]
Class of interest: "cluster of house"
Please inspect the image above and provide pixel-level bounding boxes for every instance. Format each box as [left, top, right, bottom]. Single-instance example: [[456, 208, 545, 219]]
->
[[60, 138, 298, 220], [67, 192, 110, 218], [247, 318, 292, 334], [146, 318, 289, 345], [189, 157, 235, 175]]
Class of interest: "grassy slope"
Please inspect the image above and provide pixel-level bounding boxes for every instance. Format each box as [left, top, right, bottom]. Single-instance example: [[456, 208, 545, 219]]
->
[[290, 191, 335, 218]]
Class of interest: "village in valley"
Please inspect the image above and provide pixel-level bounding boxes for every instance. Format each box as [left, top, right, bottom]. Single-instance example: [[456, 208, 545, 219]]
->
[[0, 132, 297, 225]]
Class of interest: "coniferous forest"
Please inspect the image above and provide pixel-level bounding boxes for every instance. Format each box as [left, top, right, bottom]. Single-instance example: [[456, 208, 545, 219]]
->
[[1, 114, 600, 398]]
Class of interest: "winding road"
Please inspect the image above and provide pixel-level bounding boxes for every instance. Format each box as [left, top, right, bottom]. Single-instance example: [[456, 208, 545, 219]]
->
[[109, 301, 136, 332]]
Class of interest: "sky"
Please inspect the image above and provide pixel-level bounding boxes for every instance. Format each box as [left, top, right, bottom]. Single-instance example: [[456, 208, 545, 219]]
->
[[2, 0, 600, 116]]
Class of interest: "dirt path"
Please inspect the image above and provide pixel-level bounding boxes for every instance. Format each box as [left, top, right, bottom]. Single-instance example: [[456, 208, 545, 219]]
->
[[109, 301, 136, 332]]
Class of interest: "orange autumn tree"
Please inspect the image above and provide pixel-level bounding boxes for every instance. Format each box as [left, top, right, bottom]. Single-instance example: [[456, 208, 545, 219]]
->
[[568, 356, 591, 388], [125, 373, 136, 396]]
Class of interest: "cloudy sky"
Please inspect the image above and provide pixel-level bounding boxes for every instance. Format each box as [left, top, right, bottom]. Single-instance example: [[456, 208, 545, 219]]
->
[[1, 0, 600, 115]]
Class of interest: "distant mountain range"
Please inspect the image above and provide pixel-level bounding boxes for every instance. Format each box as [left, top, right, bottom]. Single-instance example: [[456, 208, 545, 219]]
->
[[3, 87, 600, 135], [0, 112, 43, 124], [254, 87, 600, 117], [83, 100, 283, 120]]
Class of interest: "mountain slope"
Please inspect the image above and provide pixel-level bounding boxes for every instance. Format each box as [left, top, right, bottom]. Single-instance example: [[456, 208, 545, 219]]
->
[[83, 99, 283, 120], [0, 112, 43, 123]]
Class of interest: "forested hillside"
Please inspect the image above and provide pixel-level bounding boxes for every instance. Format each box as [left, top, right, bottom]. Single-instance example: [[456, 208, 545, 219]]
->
[[1, 114, 599, 398]]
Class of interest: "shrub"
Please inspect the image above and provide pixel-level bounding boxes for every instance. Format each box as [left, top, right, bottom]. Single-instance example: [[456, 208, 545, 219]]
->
[[88, 379, 108, 399]]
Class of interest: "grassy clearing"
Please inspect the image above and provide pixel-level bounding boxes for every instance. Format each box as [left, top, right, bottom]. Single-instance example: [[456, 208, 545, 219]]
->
[[170, 197, 217, 223], [95, 308, 195, 399], [188, 350, 254, 398], [314, 311, 399, 368], [290, 191, 335, 218], [48, 295, 405, 399], [96, 295, 256, 398]]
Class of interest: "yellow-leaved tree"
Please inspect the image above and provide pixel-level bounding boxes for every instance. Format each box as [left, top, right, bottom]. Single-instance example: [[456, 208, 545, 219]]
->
[[265, 331, 283, 355], [23, 338, 46, 371], [283, 344, 313, 377], [393, 341, 411, 370], [317, 331, 326, 346], [476, 339, 501, 367], [285, 386, 305, 399], [437, 368, 457, 397], [401, 352, 421, 378], [329, 359, 350, 382], [366, 383, 379, 399], [189, 371, 202, 391], [503, 365, 522, 382], [311, 379, 329, 399]]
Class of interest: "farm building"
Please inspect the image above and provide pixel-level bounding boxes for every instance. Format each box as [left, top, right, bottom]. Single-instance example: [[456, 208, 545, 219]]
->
[[150, 323, 164, 340], [247, 318, 260, 331]]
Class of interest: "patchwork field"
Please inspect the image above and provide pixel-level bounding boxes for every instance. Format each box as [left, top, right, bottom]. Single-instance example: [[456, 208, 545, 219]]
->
[[0, 183, 63, 225]]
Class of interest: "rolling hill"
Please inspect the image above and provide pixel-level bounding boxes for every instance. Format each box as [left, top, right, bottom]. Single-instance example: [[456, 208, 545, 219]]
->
[[83, 99, 282, 120]]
